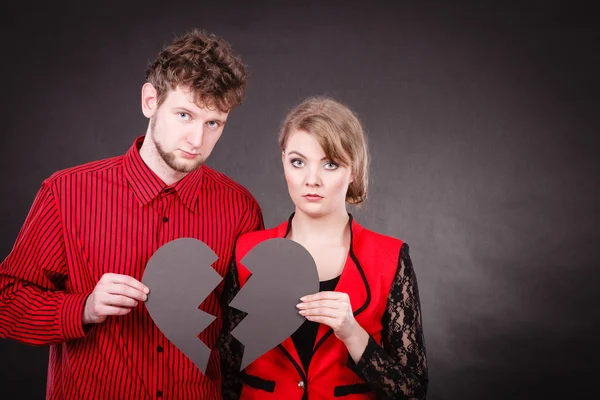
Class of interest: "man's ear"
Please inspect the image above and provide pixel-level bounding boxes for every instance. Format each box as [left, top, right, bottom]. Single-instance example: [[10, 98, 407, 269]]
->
[[141, 83, 158, 118]]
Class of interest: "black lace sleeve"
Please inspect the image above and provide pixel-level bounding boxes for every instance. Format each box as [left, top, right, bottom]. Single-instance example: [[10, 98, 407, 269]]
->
[[348, 243, 429, 399], [219, 256, 246, 400]]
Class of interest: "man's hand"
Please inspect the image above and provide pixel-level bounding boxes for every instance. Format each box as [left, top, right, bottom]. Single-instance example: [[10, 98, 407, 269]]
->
[[83, 273, 149, 325]]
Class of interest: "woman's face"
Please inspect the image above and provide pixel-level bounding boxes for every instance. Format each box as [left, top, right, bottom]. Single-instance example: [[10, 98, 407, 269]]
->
[[282, 130, 353, 218]]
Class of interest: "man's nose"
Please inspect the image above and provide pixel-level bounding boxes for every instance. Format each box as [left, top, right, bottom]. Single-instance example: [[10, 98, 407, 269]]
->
[[187, 126, 203, 148]]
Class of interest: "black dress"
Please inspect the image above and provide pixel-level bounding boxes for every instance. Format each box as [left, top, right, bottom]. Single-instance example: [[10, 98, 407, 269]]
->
[[291, 275, 341, 372]]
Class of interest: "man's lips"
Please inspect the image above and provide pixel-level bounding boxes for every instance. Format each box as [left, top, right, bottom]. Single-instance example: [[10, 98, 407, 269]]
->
[[179, 150, 200, 158]]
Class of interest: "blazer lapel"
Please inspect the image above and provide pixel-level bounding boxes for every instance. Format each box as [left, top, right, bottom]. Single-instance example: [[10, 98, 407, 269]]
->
[[277, 214, 371, 374], [313, 216, 370, 350]]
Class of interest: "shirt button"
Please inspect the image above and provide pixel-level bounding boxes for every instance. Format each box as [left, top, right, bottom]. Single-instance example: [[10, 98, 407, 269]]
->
[[163, 217, 169, 223], [157, 390, 163, 397], [298, 380, 305, 389], [157, 346, 163, 353]]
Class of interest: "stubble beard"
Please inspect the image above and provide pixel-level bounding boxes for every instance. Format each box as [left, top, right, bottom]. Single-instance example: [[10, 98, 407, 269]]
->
[[150, 117, 204, 174]]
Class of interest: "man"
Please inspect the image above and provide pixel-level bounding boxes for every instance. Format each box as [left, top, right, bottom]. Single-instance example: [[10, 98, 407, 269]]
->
[[0, 29, 263, 399]]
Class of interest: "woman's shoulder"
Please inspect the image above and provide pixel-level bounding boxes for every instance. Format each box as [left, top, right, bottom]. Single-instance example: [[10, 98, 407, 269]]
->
[[354, 221, 405, 249], [236, 220, 288, 255], [353, 221, 408, 269]]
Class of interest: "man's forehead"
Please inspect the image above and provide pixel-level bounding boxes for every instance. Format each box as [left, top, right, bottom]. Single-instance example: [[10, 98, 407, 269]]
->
[[169, 86, 229, 116]]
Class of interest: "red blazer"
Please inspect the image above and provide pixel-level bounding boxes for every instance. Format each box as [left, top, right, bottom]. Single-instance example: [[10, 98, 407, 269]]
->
[[234, 215, 402, 399]]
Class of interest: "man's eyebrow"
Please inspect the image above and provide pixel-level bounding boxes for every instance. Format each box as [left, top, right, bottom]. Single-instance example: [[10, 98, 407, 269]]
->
[[172, 107, 196, 117], [172, 107, 228, 124]]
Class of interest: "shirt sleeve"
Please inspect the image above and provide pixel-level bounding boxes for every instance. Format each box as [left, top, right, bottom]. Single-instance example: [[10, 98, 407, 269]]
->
[[347, 243, 429, 399], [237, 197, 265, 237], [0, 180, 89, 345]]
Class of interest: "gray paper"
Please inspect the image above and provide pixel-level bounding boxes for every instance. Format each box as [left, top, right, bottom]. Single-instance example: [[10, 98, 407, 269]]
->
[[142, 238, 222, 374], [229, 238, 320, 370]]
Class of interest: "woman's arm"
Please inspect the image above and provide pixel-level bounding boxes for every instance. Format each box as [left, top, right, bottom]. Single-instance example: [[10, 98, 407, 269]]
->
[[347, 243, 428, 400]]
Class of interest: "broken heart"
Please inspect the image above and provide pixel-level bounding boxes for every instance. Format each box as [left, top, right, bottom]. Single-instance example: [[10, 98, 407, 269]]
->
[[142, 237, 319, 374], [142, 238, 222, 373], [230, 238, 320, 370]]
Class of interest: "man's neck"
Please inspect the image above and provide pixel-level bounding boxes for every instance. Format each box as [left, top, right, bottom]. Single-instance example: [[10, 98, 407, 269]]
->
[[138, 136, 187, 186]]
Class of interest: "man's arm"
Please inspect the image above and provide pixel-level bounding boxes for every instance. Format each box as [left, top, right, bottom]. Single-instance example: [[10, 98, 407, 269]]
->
[[237, 199, 265, 237], [0, 180, 89, 345]]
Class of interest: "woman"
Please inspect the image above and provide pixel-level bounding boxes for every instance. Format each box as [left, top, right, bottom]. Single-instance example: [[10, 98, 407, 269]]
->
[[221, 97, 428, 399]]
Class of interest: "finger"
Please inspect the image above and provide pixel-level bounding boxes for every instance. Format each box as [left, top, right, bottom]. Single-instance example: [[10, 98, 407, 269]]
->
[[97, 305, 134, 317], [104, 273, 150, 294], [299, 307, 345, 319], [300, 291, 346, 302], [296, 299, 343, 310], [104, 294, 139, 308], [303, 315, 338, 327], [106, 284, 148, 302]]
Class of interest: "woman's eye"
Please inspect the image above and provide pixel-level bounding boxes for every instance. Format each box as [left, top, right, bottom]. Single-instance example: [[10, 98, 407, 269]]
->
[[324, 161, 339, 170], [291, 159, 304, 167]]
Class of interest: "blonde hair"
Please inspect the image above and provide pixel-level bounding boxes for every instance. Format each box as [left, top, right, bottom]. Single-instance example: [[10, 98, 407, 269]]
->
[[279, 96, 369, 204]]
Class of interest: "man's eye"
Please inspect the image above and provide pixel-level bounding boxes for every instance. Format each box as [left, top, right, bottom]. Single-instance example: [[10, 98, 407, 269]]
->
[[179, 112, 190, 120], [207, 121, 220, 129]]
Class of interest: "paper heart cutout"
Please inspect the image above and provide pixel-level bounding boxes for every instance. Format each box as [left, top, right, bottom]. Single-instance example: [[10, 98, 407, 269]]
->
[[142, 238, 222, 374], [142, 237, 319, 375], [229, 238, 320, 370]]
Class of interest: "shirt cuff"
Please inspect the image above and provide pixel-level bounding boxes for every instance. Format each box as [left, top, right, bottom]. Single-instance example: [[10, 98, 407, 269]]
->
[[347, 335, 378, 379], [60, 293, 92, 340]]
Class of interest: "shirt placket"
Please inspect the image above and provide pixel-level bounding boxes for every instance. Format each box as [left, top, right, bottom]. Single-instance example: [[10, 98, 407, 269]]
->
[[155, 187, 174, 399]]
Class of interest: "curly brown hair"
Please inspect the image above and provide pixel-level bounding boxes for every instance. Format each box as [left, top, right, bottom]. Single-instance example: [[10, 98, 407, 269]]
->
[[146, 29, 247, 112]]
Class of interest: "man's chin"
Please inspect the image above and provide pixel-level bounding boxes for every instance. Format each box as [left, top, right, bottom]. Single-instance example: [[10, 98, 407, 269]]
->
[[172, 160, 203, 173]]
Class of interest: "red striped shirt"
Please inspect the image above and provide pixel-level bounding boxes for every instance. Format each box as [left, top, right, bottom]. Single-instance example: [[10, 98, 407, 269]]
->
[[0, 136, 264, 399]]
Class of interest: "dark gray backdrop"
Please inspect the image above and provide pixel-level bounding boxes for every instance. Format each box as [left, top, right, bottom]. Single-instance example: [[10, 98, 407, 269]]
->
[[1, 1, 598, 399]]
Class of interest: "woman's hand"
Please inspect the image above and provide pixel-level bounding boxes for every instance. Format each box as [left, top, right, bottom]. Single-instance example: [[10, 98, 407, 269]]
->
[[296, 291, 367, 344]]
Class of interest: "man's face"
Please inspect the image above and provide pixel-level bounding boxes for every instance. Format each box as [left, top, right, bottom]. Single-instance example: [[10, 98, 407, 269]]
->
[[149, 86, 229, 174]]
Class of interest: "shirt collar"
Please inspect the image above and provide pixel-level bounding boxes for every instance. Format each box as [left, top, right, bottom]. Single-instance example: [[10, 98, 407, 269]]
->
[[123, 136, 203, 212]]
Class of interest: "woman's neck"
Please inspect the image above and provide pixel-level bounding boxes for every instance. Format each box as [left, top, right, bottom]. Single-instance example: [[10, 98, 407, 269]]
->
[[289, 208, 350, 246]]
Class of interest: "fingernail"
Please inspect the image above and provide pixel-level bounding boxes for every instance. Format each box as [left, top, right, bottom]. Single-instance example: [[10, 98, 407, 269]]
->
[[299, 310, 306, 315], [296, 303, 304, 309], [300, 296, 306, 301]]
